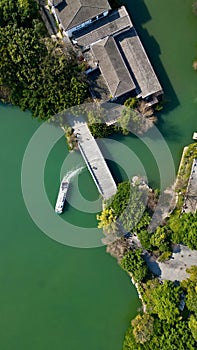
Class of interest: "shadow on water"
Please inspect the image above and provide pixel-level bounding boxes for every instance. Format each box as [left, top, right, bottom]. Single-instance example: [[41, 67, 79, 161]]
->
[[122, 0, 151, 24], [155, 110, 183, 143], [97, 139, 127, 183], [122, 0, 180, 117]]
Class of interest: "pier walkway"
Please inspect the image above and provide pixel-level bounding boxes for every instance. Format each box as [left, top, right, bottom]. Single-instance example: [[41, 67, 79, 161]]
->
[[182, 158, 197, 214], [66, 116, 117, 200]]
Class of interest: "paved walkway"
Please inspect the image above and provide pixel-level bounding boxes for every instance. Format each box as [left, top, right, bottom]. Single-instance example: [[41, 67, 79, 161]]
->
[[66, 116, 117, 200], [144, 244, 197, 281], [182, 158, 197, 213]]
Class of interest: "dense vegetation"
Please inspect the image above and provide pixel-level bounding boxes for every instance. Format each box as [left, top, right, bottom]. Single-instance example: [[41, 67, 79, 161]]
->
[[97, 169, 197, 348], [169, 212, 197, 250], [99, 3, 197, 349], [85, 96, 158, 139], [97, 180, 150, 234], [120, 249, 148, 282], [0, 0, 88, 119], [123, 278, 197, 349]]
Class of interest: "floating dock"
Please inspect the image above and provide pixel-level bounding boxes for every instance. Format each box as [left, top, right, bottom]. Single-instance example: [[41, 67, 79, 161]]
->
[[55, 176, 69, 214]]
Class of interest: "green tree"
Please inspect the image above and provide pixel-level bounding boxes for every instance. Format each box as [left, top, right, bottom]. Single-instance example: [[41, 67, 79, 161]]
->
[[150, 226, 171, 252], [132, 313, 154, 344], [189, 315, 197, 341], [109, 181, 131, 217], [186, 289, 197, 316], [170, 212, 197, 249], [87, 108, 114, 138], [0, 25, 88, 118], [97, 208, 117, 232], [120, 249, 148, 282], [151, 280, 181, 323], [134, 212, 151, 249], [0, 0, 39, 27], [124, 96, 138, 109]]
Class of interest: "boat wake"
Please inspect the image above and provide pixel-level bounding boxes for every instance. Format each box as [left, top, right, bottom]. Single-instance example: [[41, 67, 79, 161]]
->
[[63, 166, 84, 182]]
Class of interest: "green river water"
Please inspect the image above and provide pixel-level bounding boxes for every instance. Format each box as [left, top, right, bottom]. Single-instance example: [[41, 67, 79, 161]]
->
[[0, 1, 197, 349]]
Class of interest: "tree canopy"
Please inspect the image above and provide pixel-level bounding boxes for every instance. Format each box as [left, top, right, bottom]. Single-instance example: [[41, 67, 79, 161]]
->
[[120, 249, 148, 282], [169, 212, 197, 250], [123, 278, 197, 350], [0, 0, 88, 118], [150, 280, 181, 323]]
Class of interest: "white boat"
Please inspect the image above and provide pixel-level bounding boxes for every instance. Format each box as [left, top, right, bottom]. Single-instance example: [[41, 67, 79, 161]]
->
[[55, 177, 69, 214]]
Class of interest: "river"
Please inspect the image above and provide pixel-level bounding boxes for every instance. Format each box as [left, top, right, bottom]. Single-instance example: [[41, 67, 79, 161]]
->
[[0, 1, 197, 349]]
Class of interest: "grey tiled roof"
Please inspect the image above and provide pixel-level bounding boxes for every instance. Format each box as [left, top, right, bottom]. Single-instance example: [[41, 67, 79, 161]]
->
[[91, 36, 135, 98], [73, 6, 132, 48], [116, 28, 163, 98], [53, 0, 111, 31]]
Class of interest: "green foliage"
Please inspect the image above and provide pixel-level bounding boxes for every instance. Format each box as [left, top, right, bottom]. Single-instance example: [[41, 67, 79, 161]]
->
[[120, 249, 148, 282], [154, 102, 163, 111], [150, 226, 172, 252], [158, 251, 172, 262], [123, 325, 141, 350], [168, 213, 183, 243], [158, 320, 196, 350], [175, 143, 197, 197], [117, 107, 141, 135], [181, 266, 197, 292], [97, 180, 149, 235], [98, 181, 147, 234], [181, 266, 197, 317], [0, 0, 39, 28], [186, 266, 197, 283], [170, 212, 197, 249], [138, 230, 152, 250], [189, 314, 197, 341], [123, 277, 197, 349], [124, 97, 138, 109], [114, 182, 147, 232], [109, 181, 131, 217], [142, 278, 160, 309], [133, 211, 151, 233], [132, 313, 154, 344], [186, 289, 197, 316], [0, 1, 88, 118], [87, 106, 117, 138], [180, 213, 197, 249], [123, 318, 197, 350], [134, 212, 151, 249], [96, 208, 117, 232], [150, 280, 181, 323]]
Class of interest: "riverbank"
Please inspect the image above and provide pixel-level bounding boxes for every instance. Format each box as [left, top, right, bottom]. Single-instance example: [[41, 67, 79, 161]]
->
[[0, 103, 141, 350], [97, 141, 197, 347]]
